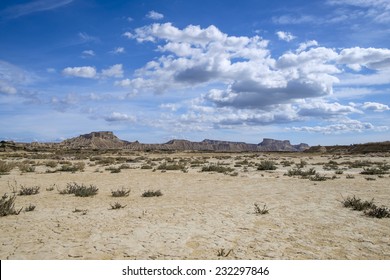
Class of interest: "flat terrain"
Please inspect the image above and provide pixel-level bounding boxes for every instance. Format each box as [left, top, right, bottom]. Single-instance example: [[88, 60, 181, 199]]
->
[[1, 151, 389, 259]]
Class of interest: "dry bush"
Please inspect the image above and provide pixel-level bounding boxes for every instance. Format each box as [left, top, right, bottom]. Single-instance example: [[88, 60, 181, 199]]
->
[[0, 193, 22, 216], [111, 187, 130, 197], [19, 186, 40, 196], [142, 190, 163, 197]]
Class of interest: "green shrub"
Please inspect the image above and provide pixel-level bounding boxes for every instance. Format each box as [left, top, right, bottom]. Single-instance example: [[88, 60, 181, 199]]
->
[[157, 163, 185, 171]]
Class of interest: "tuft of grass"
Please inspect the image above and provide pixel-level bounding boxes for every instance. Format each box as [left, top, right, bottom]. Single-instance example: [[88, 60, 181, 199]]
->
[[0, 160, 14, 175], [286, 167, 316, 178], [257, 160, 277, 171], [0, 193, 23, 216], [342, 195, 375, 211], [58, 182, 98, 197], [254, 203, 269, 215], [201, 164, 234, 173], [109, 202, 126, 210], [142, 190, 163, 197], [309, 173, 328, 181], [25, 204, 36, 212], [364, 206, 390, 219], [111, 187, 130, 197], [19, 186, 40, 196]]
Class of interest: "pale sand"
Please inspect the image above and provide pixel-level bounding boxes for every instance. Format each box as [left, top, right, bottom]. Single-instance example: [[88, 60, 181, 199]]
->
[[0, 153, 389, 260]]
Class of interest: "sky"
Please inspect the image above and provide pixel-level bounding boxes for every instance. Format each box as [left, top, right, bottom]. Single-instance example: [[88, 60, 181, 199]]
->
[[0, 0, 389, 145]]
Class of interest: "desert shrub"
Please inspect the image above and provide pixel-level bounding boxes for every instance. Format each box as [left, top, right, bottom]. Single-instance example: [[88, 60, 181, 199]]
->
[[73, 208, 88, 215], [0, 160, 14, 174], [59, 182, 98, 197], [57, 162, 85, 172], [360, 167, 387, 175], [142, 190, 163, 197], [201, 165, 234, 173], [19, 186, 40, 196], [286, 167, 316, 178], [323, 160, 339, 170], [280, 160, 294, 167], [364, 206, 390, 218], [309, 173, 328, 181], [140, 165, 153, 169], [254, 203, 269, 215], [296, 159, 308, 168], [157, 163, 185, 171], [17, 163, 35, 173], [25, 204, 36, 212], [335, 170, 344, 174], [0, 194, 22, 216], [257, 160, 277, 171], [342, 196, 375, 211], [365, 177, 376, 181], [106, 166, 121, 173], [111, 187, 130, 197], [347, 160, 373, 168], [109, 202, 126, 210], [45, 161, 58, 168], [346, 174, 355, 179]]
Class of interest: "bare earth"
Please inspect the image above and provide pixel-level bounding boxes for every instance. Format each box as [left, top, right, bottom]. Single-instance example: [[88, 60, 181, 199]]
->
[[1, 152, 389, 260]]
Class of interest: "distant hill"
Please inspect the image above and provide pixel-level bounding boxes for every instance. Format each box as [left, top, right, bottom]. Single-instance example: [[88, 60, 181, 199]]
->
[[304, 141, 390, 154], [56, 131, 310, 152]]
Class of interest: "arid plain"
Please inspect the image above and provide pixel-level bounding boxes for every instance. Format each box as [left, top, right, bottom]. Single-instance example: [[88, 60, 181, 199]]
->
[[1, 150, 389, 260]]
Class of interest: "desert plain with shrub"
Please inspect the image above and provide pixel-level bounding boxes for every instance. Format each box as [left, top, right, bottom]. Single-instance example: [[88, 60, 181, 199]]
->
[[0, 133, 389, 260]]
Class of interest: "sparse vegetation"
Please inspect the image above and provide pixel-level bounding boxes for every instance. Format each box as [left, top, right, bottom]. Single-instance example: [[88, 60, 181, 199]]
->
[[0, 160, 14, 175], [286, 167, 316, 178], [25, 204, 36, 212], [19, 186, 40, 196], [142, 190, 163, 197], [109, 202, 126, 210], [342, 195, 390, 219], [0, 193, 22, 216], [201, 164, 234, 173], [257, 160, 277, 171], [111, 187, 130, 197], [254, 203, 269, 215], [58, 182, 98, 197]]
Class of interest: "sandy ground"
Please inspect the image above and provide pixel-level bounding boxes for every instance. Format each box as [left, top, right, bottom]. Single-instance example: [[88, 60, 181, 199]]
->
[[0, 152, 389, 260]]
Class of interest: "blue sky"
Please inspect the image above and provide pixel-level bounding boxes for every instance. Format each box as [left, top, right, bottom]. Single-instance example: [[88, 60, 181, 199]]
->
[[0, 0, 389, 145]]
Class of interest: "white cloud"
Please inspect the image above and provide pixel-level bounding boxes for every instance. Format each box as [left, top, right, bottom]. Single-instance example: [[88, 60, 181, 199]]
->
[[110, 47, 125, 54], [338, 47, 390, 70], [296, 40, 318, 53], [276, 31, 296, 42], [104, 112, 136, 122], [101, 64, 124, 78], [122, 32, 133, 39], [1, 0, 73, 19], [127, 17, 133, 22], [292, 118, 388, 134], [297, 101, 361, 117], [146, 10, 164, 20], [272, 14, 316, 25], [62, 66, 97, 78], [0, 81, 17, 95], [82, 50, 95, 57], [78, 32, 99, 43], [362, 101, 390, 112]]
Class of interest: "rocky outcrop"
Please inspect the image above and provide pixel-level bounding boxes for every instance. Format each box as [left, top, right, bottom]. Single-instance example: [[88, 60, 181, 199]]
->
[[60, 131, 128, 149], [258, 138, 310, 152]]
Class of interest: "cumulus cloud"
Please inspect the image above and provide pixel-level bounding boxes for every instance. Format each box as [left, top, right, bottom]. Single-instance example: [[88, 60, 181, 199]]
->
[[62, 66, 97, 78], [296, 40, 318, 53], [62, 64, 123, 79], [101, 64, 124, 78], [292, 118, 388, 134], [276, 31, 296, 42], [111, 47, 125, 54], [297, 101, 361, 117], [104, 112, 136, 122], [146, 10, 164, 20], [361, 101, 390, 112], [82, 50, 95, 57]]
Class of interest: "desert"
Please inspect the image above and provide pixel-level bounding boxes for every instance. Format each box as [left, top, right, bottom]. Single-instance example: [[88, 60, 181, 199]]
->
[[1, 134, 390, 260]]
